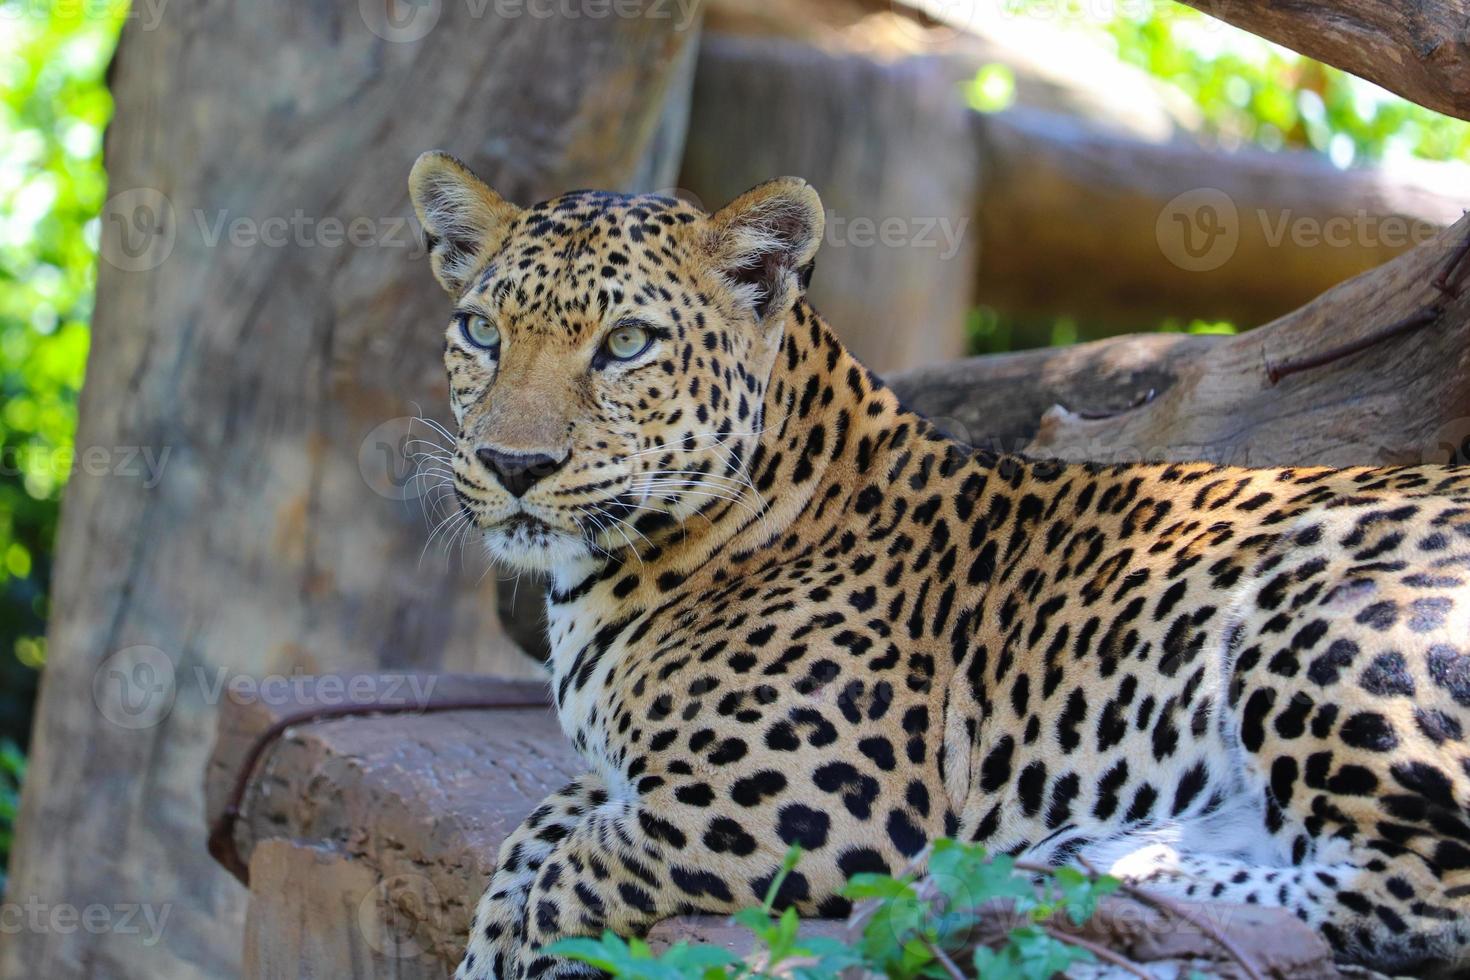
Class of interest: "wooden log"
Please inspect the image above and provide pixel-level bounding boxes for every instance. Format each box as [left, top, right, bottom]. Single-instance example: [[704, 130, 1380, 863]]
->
[[973, 107, 1467, 330], [1176, 0, 1470, 122], [1, 5, 701, 979], [207, 675, 575, 973], [1025, 213, 1470, 467], [243, 840, 447, 980]]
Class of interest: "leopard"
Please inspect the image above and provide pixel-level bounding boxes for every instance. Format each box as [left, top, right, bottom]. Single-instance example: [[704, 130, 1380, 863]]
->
[[406, 150, 1470, 979]]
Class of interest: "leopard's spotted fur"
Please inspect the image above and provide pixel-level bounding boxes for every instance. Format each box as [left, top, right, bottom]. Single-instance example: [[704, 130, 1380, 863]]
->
[[407, 152, 1470, 978]]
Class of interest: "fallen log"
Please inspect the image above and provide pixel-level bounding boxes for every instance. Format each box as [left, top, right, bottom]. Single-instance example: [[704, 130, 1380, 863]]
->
[[972, 107, 1467, 330]]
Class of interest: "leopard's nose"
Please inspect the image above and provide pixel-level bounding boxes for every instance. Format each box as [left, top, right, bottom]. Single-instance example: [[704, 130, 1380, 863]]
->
[[475, 447, 569, 498]]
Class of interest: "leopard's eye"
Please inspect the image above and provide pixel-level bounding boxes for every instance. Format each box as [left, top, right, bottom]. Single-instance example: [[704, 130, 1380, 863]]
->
[[462, 315, 500, 351], [602, 323, 651, 362]]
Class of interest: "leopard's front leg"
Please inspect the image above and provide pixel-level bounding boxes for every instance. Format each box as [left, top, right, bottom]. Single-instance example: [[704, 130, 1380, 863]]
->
[[460, 773, 800, 980], [457, 775, 610, 980]]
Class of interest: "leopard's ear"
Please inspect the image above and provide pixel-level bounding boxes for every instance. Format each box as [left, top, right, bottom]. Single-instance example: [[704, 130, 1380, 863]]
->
[[408, 151, 520, 295], [706, 177, 825, 324]]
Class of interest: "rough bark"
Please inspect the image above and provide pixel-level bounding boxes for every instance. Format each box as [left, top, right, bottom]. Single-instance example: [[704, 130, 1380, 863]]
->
[[1177, 0, 1470, 122], [892, 218, 1470, 468], [2, 4, 702, 978], [1023, 214, 1470, 468], [209, 675, 579, 976]]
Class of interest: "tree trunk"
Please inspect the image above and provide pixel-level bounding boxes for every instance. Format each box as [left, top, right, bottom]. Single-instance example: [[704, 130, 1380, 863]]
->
[[1, 4, 702, 978]]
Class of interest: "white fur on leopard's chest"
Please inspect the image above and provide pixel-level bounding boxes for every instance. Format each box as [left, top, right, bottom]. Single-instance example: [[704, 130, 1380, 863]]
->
[[545, 596, 636, 800]]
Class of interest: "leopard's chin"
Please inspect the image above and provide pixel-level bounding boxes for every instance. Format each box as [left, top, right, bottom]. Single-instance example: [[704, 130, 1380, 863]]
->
[[482, 515, 593, 575]]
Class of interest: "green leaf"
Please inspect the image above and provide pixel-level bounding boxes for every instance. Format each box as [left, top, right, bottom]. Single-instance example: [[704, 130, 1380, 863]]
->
[[841, 873, 916, 902], [760, 844, 804, 912]]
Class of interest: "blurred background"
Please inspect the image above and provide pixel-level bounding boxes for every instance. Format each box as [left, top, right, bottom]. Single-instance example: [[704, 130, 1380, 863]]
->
[[0, 0, 1468, 938]]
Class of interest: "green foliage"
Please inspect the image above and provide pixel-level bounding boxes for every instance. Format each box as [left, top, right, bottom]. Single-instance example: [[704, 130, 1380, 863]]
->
[[999, 0, 1470, 166], [0, 0, 123, 878], [550, 841, 1121, 979], [966, 1, 1470, 356], [0, 738, 24, 894]]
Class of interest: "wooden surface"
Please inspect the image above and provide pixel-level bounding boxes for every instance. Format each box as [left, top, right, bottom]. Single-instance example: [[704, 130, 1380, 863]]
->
[[1176, 0, 1470, 122], [244, 840, 448, 980], [208, 675, 575, 972], [1027, 213, 1470, 468], [1, 4, 702, 978]]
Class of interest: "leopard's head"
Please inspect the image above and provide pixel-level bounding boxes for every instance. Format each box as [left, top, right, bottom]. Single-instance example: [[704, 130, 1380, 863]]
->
[[408, 152, 825, 574]]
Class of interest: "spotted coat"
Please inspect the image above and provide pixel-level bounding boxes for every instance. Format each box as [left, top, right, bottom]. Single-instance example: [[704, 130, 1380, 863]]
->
[[405, 152, 1470, 978]]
